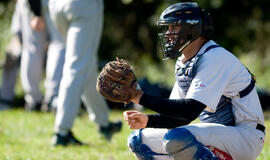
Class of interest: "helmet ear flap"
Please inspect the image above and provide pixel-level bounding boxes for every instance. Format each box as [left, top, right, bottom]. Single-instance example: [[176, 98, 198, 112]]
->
[[201, 9, 213, 38]]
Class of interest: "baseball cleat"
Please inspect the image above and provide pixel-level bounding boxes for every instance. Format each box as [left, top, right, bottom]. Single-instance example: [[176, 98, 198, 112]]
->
[[52, 130, 83, 146], [24, 102, 42, 112], [99, 121, 122, 141]]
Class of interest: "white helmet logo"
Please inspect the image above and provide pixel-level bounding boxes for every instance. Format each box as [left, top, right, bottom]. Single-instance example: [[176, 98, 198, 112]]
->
[[186, 20, 199, 24]]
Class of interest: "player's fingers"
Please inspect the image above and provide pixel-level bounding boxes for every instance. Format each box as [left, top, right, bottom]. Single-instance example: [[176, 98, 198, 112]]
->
[[129, 123, 142, 129], [124, 115, 136, 121], [129, 112, 143, 119], [123, 110, 138, 117], [129, 123, 137, 129], [124, 112, 142, 121], [127, 120, 136, 127], [129, 125, 135, 129]]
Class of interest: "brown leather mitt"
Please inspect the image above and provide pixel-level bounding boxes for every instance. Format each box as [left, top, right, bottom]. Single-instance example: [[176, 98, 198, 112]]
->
[[96, 58, 142, 104]]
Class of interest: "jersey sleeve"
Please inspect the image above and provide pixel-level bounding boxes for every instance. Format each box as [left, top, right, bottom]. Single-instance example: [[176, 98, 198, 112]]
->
[[186, 49, 233, 111]]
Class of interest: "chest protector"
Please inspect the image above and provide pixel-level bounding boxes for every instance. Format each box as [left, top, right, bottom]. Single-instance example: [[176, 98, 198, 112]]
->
[[175, 45, 255, 126]]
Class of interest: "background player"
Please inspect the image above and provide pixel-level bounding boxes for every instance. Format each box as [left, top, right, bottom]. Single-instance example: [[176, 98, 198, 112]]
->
[[48, 0, 122, 146], [28, 0, 66, 112], [13, 0, 48, 111]]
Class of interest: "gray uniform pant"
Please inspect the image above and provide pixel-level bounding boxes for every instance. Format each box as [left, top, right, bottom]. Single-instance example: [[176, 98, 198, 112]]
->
[[14, 0, 48, 105], [49, 0, 110, 134], [42, 0, 65, 104]]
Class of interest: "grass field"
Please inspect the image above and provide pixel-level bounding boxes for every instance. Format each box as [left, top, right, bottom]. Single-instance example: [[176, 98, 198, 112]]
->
[[0, 108, 269, 160]]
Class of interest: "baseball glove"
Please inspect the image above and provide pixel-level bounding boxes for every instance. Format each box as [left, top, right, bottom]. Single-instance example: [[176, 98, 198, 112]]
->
[[96, 58, 142, 104]]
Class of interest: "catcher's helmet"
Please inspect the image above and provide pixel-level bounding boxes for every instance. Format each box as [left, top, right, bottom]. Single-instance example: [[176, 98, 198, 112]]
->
[[157, 2, 213, 59]]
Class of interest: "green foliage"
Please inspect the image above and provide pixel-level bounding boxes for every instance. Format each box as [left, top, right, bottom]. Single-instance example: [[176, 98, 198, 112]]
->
[[240, 51, 270, 89], [0, 1, 14, 59], [99, 0, 270, 88], [1, 0, 270, 88]]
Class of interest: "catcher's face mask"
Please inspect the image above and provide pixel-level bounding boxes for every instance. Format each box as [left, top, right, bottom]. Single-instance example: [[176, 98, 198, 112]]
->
[[157, 2, 211, 60], [158, 23, 187, 60]]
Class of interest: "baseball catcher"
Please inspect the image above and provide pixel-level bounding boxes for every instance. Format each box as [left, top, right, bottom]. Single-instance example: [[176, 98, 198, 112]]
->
[[96, 57, 143, 104], [97, 2, 265, 160]]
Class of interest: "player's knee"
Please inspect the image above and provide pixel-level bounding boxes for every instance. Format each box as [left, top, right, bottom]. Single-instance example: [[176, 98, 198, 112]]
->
[[127, 129, 154, 160], [163, 128, 198, 159], [163, 128, 218, 160]]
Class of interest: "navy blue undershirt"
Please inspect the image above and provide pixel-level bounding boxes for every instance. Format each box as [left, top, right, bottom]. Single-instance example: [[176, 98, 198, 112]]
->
[[139, 93, 206, 128], [28, 0, 41, 16]]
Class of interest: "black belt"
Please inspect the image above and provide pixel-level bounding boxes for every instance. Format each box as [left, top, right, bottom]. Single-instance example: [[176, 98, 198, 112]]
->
[[256, 123, 265, 134]]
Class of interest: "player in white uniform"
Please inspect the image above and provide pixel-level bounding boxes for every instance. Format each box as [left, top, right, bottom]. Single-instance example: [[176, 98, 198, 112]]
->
[[124, 2, 265, 160], [13, 0, 48, 111], [40, 0, 66, 112], [26, 0, 66, 112], [48, 0, 122, 146]]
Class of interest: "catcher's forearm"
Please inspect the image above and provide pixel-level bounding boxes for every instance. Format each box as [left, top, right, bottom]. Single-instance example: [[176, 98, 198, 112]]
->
[[146, 114, 191, 128], [139, 93, 206, 121]]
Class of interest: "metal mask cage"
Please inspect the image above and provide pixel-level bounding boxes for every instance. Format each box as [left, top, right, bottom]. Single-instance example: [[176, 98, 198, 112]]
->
[[157, 23, 182, 59]]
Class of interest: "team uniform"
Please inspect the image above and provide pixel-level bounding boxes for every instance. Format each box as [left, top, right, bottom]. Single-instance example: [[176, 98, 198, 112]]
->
[[128, 40, 265, 160], [41, 0, 65, 110], [126, 3, 265, 160], [48, 0, 121, 143], [25, 0, 66, 111], [13, 0, 48, 109]]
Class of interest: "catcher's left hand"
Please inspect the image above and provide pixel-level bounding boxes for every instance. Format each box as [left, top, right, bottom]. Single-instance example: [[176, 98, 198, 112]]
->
[[96, 58, 143, 104]]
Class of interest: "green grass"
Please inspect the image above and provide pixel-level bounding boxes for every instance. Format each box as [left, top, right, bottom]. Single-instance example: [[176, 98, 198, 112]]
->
[[0, 109, 136, 160], [0, 109, 269, 160]]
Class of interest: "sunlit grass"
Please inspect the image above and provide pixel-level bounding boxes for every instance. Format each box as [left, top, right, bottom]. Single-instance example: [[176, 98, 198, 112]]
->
[[0, 109, 269, 160]]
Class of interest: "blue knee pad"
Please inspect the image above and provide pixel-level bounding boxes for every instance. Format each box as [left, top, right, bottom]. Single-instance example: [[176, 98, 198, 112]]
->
[[163, 128, 218, 160], [128, 129, 167, 160]]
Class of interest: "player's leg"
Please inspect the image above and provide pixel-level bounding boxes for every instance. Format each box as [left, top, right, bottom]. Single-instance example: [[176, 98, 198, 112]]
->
[[42, 42, 65, 112], [50, 0, 80, 136], [42, 0, 66, 112], [42, 42, 65, 111], [128, 128, 173, 160], [49, 2, 85, 145], [18, 0, 48, 111], [128, 128, 218, 160], [82, 1, 122, 140], [20, 43, 46, 111], [52, 0, 107, 138], [163, 127, 218, 160], [182, 122, 264, 160]]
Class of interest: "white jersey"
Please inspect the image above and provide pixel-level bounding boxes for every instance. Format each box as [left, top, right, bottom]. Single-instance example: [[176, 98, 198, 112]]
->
[[170, 40, 264, 125]]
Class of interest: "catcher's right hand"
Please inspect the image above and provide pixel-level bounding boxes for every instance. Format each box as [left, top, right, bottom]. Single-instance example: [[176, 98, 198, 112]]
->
[[124, 110, 148, 129], [96, 58, 143, 104]]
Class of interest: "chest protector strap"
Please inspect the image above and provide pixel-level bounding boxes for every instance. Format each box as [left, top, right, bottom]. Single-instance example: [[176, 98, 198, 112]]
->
[[176, 44, 255, 126]]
